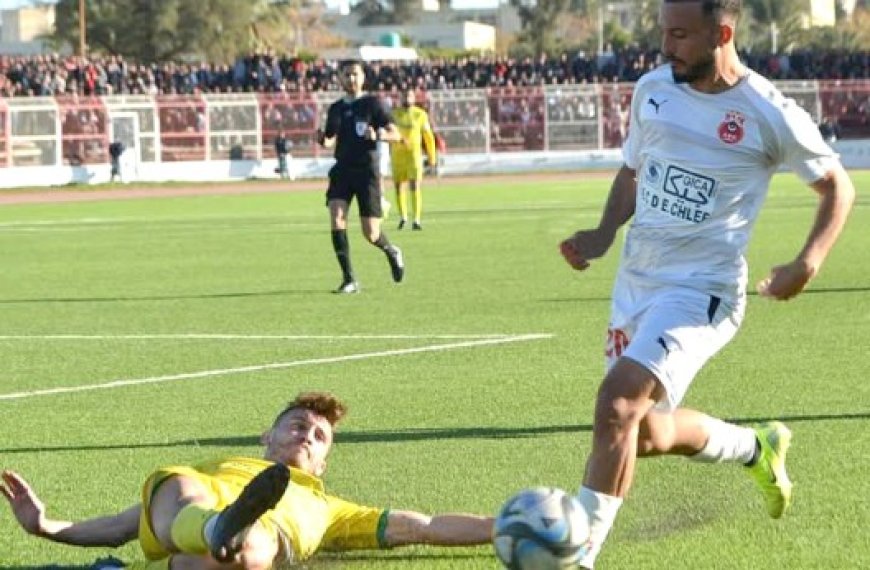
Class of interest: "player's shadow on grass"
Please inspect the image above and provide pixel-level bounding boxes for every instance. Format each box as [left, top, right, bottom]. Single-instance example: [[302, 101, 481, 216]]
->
[[0, 289, 330, 304], [1, 411, 868, 455]]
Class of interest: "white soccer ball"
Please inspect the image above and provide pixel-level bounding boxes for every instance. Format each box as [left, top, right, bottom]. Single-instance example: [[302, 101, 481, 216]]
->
[[493, 487, 591, 570]]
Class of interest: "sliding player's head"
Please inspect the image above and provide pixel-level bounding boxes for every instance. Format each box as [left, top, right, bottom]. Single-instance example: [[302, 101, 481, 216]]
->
[[262, 391, 348, 477]]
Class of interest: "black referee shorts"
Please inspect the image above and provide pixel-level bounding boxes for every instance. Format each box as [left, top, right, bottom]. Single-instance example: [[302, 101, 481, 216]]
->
[[326, 167, 382, 218]]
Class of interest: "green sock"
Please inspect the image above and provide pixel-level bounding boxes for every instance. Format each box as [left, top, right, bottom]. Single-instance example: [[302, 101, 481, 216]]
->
[[169, 504, 217, 554]]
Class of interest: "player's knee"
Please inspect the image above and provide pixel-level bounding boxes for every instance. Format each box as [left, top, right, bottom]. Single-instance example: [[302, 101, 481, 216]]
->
[[236, 524, 280, 570], [637, 414, 674, 456], [362, 228, 379, 243], [150, 476, 213, 549], [593, 378, 653, 439], [593, 392, 644, 440]]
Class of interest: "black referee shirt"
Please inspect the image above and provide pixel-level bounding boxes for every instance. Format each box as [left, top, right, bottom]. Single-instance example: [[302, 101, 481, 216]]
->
[[323, 94, 393, 172]]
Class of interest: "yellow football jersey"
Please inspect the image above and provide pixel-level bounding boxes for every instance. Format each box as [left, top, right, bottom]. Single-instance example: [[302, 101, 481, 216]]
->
[[138, 457, 387, 563], [391, 106, 436, 164]]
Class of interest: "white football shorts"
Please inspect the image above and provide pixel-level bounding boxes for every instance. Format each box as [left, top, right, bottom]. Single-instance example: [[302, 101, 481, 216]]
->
[[605, 274, 745, 410]]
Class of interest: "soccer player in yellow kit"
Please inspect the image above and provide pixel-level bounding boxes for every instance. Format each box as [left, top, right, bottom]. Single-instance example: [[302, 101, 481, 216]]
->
[[2, 392, 493, 569], [390, 89, 438, 231]]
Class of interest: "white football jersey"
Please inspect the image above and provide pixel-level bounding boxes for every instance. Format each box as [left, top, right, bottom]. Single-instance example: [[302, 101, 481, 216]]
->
[[620, 65, 839, 299]]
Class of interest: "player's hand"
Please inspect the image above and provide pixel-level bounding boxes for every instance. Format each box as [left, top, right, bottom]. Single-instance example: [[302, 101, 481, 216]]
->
[[756, 259, 817, 300], [364, 126, 379, 141], [425, 164, 438, 177], [1, 470, 48, 536], [559, 229, 613, 271]]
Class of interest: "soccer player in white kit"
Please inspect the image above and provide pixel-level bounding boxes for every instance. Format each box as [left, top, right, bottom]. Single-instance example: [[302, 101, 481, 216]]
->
[[559, 1, 855, 568]]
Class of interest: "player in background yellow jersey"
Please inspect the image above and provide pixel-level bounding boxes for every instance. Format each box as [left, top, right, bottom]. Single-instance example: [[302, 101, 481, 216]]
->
[[390, 89, 438, 231], [2, 392, 493, 569]]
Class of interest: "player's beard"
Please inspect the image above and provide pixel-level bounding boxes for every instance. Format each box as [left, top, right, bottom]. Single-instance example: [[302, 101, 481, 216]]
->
[[671, 53, 715, 84]]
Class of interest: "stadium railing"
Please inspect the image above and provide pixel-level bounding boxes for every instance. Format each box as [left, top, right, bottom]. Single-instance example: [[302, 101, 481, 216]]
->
[[0, 80, 866, 170]]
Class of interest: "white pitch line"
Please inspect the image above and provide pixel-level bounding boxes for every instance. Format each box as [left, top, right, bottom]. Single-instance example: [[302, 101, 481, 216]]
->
[[0, 334, 553, 401], [0, 333, 520, 341]]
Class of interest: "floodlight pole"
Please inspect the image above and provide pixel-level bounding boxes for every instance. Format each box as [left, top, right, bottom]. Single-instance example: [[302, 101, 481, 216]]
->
[[79, 0, 86, 56]]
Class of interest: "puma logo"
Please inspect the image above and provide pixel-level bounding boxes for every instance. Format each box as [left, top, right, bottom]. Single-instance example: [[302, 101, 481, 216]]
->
[[647, 97, 668, 113], [657, 336, 670, 355]]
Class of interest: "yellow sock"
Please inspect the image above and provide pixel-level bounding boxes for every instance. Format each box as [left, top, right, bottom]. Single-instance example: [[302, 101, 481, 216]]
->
[[412, 189, 423, 223], [396, 186, 408, 220], [127, 559, 171, 570], [169, 504, 217, 554]]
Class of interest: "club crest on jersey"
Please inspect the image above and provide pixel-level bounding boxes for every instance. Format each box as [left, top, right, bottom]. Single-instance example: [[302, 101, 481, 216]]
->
[[355, 121, 368, 137], [718, 111, 745, 144]]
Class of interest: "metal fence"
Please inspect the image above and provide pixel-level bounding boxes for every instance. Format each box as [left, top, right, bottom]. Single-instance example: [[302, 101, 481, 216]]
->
[[0, 80, 867, 168]]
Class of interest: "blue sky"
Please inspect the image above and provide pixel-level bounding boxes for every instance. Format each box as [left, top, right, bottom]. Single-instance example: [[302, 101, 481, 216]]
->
[[0, 0, 42, 9], [0, 0, 502, 9]]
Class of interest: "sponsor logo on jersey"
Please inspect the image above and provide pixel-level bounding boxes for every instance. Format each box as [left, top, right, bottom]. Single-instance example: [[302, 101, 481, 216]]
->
[[355, 121, 368, 137], [640, 162, 717, 224], [664, 165, 715, 206], [718, 110, 745, 144], [646, 159, 664, 185]]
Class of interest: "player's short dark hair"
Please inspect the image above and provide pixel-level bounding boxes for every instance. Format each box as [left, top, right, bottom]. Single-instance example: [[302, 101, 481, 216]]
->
[[340, 60, 365, 72], [664, 0, 741, 21], [273, 391, 348, 428]]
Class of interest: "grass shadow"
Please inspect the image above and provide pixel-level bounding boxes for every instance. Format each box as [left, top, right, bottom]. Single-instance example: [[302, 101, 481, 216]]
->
[[1, 411, 867, 455]]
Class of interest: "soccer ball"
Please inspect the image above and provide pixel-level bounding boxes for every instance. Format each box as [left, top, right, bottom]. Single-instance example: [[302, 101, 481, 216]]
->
[[493, 487, 591, 570]]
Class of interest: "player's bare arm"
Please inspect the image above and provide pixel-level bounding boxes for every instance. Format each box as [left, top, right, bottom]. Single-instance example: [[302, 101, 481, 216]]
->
[[560, 165, 637, 270], [382, 510, 494, 547], [757, 165, 856, 300], [1, 470, 139, 547]]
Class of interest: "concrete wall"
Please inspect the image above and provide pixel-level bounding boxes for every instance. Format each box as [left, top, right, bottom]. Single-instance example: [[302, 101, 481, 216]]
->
[[2, 140, 868, 189]]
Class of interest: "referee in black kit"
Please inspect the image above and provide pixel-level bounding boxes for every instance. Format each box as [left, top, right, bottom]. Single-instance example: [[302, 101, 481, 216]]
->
[[317, 61, 405, 294]]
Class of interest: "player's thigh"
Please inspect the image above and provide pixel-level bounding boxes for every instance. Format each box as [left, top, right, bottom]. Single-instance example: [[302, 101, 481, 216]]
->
[[405, 156, 422, 184], [328, 198, 350, 229], [391, 158, 409, 183], [622, 287, 743, 411], [325, 173, 354, 208], [147, 472, 219, 549], [355, 170, 383, 219]]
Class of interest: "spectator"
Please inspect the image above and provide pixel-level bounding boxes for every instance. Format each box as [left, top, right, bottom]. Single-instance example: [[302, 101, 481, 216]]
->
[[108, 140, 124, 182], [274, 130, 293, 180], [818, 116, 841, 144]]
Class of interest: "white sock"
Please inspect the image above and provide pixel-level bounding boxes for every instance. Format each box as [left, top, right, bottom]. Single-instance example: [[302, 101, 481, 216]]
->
[[203, 514, 219, 548], [690, 417, 758, 464], [576, 486, 623, 569]]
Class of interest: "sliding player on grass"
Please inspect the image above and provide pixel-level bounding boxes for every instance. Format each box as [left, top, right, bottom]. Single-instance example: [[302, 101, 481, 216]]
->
[[3, 391, 494, 569]]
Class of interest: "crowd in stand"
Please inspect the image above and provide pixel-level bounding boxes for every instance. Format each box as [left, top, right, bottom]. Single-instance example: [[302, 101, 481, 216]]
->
[[1, 47, 869, 98]]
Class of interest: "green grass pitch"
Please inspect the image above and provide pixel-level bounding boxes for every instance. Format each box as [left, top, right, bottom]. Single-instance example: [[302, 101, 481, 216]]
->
[[0, 171, 867, 569]]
